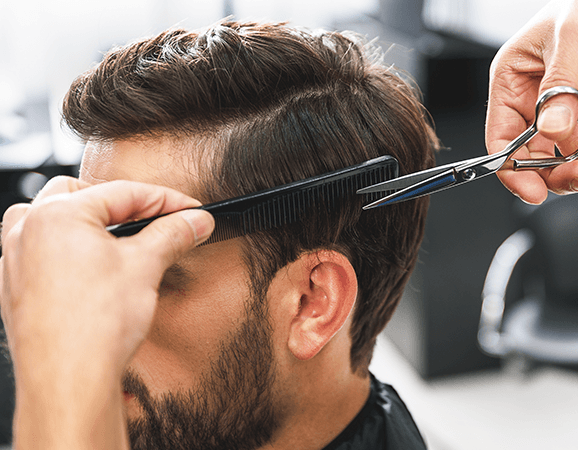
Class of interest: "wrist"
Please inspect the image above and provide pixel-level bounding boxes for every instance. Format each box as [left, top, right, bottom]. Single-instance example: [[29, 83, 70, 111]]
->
[[13, 363, 128, 450]]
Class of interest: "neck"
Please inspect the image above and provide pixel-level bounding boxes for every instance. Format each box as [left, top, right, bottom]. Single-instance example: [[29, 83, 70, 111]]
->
[[263, 355, 371, 450]]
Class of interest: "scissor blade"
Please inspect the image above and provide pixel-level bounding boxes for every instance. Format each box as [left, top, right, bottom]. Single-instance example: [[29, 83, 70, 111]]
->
[[357, 162, 461, 194], [363, 168, 457, 209]]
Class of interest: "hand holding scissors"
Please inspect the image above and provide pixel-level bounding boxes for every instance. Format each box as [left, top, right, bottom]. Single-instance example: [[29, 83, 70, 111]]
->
[[486, 0, 578, 204], [358, 86, 578, 208]]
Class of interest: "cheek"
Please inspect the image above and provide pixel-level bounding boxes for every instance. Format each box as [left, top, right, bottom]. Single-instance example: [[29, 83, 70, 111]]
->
[[130, 281, 249, 391]]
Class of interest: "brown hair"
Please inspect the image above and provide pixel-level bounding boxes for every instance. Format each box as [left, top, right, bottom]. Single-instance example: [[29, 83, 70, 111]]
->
[[63, 21, 437, 374]]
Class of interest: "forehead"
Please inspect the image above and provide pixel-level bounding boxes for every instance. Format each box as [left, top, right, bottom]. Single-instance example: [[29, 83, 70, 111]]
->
[[80, 138, 204, 196], [80, 136, 245, 266]]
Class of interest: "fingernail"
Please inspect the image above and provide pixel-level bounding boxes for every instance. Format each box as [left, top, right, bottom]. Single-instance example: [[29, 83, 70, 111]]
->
[[180, 210, 214, 244], [537, 105, 573, 133]]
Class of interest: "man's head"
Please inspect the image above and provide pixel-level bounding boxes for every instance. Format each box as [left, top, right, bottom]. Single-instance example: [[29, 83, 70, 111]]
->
[[63, 21, 436, 449]]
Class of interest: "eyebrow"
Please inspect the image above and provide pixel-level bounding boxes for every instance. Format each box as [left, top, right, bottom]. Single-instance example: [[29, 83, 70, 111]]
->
[[163, 263, 196, 285]]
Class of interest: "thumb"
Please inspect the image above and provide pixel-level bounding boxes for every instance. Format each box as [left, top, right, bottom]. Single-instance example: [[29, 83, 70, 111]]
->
[[536, 95, 578, 141], [130, 209, 215, 270], [537, 2, 578, 142]]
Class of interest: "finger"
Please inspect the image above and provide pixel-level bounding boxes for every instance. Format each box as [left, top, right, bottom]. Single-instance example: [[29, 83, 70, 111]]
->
[[486, 81, 538, 155], [71, 180, 202, 227], [32, 176, 92, 203], [129, 209, 215, 273], [496, 169, 548, 205], [524, 133, 559, 159], [486, 115, 527, 156], [498, 135, 560, 204], [544, 159, 578, 194], [536, 95, 578, 142], [1, 203, 31, 243], [0, 257, 8, 327], [537, 0, 578, 143]]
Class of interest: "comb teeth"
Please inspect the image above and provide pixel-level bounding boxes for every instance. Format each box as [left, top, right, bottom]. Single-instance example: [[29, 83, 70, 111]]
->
[[107, 155, 398, 243], [201, 160, 396, 245]]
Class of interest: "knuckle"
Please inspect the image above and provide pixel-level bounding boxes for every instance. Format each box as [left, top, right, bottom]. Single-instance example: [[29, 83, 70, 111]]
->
[[2, 203, 28, 223], [1, 230, 17, 257], [28, 198, 65, 221], [31, 175, 79, 203], [1, 204, 29, 245], [40, 175, 75, 192], [541, 73, 578, 92]]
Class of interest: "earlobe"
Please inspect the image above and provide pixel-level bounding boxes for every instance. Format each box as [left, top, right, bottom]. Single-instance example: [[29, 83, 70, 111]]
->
[[287, 251, 358, 361]]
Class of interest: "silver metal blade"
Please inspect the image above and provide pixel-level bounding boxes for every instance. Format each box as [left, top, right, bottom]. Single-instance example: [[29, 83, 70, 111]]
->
[[363, 168, 457, 209], [357, 162, 459, 194]]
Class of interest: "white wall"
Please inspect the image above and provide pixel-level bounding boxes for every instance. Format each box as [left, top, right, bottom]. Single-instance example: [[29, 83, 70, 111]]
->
[[422, 0, 550, 47], [0, 0, 376, 163], [0, 0, 377, 98]]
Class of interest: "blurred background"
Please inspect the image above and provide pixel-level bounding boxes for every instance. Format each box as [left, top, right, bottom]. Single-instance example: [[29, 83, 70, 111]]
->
[[2, 0, 578, 449]]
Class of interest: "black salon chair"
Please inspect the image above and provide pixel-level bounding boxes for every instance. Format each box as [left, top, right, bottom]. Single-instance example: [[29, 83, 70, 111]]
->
[[478, 194, 578, 366]]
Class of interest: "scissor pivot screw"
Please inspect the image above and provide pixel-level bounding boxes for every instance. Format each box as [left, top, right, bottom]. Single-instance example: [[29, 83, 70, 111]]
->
[[462, 168, 476, 181]]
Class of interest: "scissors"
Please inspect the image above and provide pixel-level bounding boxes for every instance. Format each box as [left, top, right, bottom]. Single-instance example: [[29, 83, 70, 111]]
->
[[358, 86, 578, 209]]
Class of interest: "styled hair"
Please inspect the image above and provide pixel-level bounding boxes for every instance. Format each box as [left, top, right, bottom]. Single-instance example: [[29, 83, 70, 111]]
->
[[63, 21, 437, 374]]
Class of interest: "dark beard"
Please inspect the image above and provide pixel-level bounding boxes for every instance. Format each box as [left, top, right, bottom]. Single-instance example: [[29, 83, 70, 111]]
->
[[123, 298, 282, 450]]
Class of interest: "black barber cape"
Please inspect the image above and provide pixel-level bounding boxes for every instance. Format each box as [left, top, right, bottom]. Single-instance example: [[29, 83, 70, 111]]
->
[[322, 374, 427, 450]]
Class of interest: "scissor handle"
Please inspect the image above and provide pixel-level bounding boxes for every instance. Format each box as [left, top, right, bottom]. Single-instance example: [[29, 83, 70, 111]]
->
[[534, 86, 578, 123], [509, 85, 578, 153], [359, 86, 578, 208], [500, 86, 578, 171], [502, 146, 578, 170], [463, 85, 578, 174]]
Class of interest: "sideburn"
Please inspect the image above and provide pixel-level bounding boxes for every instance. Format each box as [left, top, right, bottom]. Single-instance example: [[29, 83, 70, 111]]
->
[[124, 290, 283, 450]]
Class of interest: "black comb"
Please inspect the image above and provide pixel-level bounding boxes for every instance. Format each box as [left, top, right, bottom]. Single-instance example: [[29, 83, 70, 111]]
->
[[106, 155, 398, 245]]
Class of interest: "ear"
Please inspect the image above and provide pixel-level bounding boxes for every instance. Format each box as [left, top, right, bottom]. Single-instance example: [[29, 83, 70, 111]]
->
[[287, 250, 358, 361]]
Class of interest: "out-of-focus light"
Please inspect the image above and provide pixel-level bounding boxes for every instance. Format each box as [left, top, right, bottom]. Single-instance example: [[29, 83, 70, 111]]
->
[[17, 172, 49, 199]]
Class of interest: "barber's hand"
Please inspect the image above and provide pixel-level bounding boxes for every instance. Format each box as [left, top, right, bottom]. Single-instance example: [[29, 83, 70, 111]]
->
[[0, 176, 214, 449], [486, 0, 578, 204]]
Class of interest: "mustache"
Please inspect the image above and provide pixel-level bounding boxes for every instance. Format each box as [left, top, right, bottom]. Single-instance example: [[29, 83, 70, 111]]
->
[[122, 369, 152, 407]]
